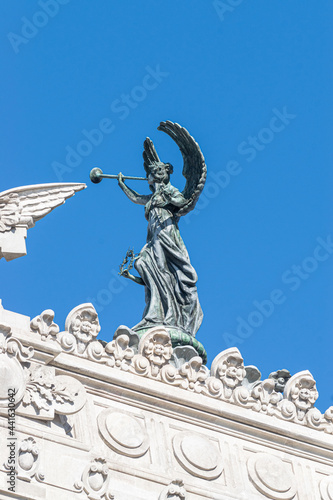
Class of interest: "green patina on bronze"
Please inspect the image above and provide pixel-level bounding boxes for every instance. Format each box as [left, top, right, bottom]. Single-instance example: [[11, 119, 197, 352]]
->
[[91, 121, 207, 361], [134, 326, 207, 364]]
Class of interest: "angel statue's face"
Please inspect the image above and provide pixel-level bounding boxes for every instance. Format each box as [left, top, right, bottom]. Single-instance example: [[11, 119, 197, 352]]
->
[[148, 162, 170, 185]]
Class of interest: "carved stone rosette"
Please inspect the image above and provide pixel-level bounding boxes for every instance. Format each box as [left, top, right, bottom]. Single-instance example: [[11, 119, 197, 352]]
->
[[58, 303, 103, 360], [207, 347, 246, 400], [283, 370, 319, 421], [132, 327, 173, 378]]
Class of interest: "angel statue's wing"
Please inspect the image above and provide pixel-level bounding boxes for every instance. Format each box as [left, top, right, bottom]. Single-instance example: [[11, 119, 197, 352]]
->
[[157, 121, 207, 217], [143, 136, 160, 177], [0, 182, 86, 261]]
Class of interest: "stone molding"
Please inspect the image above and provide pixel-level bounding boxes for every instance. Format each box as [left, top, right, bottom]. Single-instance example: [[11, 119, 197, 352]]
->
[[0, 318, 87, 422], [2, 302, 333, 435], [1, 302, 333, 499]]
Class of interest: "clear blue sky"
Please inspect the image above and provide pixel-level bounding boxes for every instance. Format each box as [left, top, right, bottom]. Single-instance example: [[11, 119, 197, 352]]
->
[[1, 1, 332, 411]]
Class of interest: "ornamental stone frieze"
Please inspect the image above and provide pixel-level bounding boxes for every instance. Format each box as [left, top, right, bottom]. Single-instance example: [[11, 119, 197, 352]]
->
[[1, 313, 87, 423], [59, 303, 102, 359], [3, 301, 333, 435], [1, 300, 333, 499]]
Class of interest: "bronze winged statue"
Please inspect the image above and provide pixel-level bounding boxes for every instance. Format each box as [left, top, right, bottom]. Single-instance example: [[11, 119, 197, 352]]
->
[[117, 121, 207, 339]]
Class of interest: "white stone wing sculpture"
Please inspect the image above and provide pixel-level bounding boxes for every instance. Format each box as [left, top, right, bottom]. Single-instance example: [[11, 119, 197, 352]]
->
[[0, 182, 86, 261]]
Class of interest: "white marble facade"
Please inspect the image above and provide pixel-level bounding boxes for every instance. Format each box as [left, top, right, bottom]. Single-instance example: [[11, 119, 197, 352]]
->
[[1, 300, 333, 500]]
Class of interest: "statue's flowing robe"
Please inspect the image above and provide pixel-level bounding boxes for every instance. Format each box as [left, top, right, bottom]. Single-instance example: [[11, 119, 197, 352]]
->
[[133, 184, 203, 337]]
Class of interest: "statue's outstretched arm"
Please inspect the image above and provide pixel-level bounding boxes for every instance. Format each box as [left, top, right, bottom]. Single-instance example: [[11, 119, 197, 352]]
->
[[118, 173, 150, 206]]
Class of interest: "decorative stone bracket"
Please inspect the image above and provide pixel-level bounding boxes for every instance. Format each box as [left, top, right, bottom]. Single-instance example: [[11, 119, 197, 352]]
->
[[17, 437, 44, 483], [17, 364, 87, 421], [30, 309, 59, 341], [4, 436, 44, 484], [159, 479, 187, 499], [0, 322, 86, 421], [74, 457, 115, 499]]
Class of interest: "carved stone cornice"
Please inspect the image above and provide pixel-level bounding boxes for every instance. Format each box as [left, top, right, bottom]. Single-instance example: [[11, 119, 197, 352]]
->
[[2, 302, 333, 437]]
